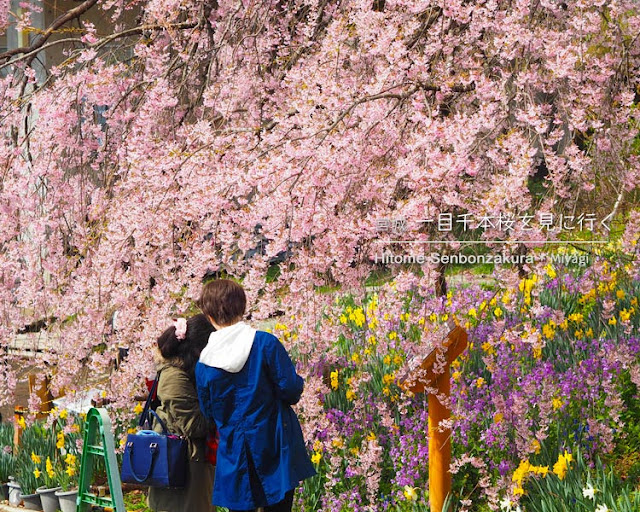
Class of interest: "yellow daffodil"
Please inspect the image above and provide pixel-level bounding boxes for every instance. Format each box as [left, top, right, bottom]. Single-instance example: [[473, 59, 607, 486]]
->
[[481, 342, 496, 355], [330, 370, 338, 390], [531, 439, 541, 454], [512, 459, 531, 484], [542, 322, 556, 340], [46, 457, 54, 479], [553, 451, 572, 480]]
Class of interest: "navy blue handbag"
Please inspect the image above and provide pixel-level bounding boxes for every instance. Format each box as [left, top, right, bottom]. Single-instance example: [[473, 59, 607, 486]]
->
[[120, 374, 188, 488]]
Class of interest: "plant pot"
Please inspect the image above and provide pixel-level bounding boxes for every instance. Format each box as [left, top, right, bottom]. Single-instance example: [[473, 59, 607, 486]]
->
[[0, 481, 9, 500], [7, 480, 22, 505], [19, 491, 43, 510], [55, 488, 78, 512], [36, 486, 62, 512]]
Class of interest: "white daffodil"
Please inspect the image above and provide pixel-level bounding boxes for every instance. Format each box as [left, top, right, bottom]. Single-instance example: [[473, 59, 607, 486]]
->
[[403, 485, 418, 501], [595, 504, 609, 512], [499, 496, 513, 511], [582, 483, 597, 500]]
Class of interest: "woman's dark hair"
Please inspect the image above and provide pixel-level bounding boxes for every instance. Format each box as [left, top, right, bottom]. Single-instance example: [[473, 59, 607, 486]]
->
[[197, 279, 246, 326], [157, 314, 214, 377]]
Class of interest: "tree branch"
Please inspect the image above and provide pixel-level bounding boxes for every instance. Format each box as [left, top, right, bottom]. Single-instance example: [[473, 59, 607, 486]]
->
[[0, 0, 99, 61]]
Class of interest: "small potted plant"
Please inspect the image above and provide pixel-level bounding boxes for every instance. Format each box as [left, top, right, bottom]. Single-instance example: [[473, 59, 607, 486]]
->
[[16, 458, 43, 511], [35, 455, 61, 512], [0, 422, 15, 501], [0, 449, 14, 501], [54, 451, 80, 512]]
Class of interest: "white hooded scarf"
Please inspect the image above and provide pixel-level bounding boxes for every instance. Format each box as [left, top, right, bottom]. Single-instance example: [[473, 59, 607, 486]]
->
[[198, 321, 257, 373]]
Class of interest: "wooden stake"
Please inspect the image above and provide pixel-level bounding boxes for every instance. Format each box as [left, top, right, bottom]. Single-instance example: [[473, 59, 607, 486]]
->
[[397, 323, 468, 512], [428, 366, 451, 512]]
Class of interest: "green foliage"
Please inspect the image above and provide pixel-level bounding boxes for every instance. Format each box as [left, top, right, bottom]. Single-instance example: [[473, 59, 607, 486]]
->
[[0, 451, 15, 483], [14, 457, 39, 495], [522, 449, 640, 512], [123, 490, 153, 511], [0, 422, 15, 483], [0, 422, 13, 448]]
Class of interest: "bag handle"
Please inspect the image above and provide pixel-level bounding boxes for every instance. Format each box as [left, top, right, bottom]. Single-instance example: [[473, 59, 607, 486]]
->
[[147, 410, 169, 435], [125, 441, 159, 483], [138, 371, 161, 428]]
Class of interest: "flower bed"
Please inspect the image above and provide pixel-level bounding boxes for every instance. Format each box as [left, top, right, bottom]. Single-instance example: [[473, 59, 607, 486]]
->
[[273, 257, 640, 511]]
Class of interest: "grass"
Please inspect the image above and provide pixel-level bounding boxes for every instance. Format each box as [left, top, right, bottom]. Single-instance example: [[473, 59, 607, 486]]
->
[[123, 490, 152, 511]]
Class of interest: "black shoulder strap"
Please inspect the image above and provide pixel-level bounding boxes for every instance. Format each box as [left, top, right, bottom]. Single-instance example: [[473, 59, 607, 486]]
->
[[138, 370, 161, 428]]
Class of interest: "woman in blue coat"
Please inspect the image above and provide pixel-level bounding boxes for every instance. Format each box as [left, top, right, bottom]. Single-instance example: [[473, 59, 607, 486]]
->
[[195, 279, 316, 512]]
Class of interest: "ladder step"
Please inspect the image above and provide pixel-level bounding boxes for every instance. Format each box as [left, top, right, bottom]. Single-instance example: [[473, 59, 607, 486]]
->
[[80, 492, 114, 507], [86, 444, 105, 455]]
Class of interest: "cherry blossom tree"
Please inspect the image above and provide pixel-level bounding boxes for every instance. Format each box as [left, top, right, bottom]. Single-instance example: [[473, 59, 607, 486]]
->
[[0, 0, 638, 404]]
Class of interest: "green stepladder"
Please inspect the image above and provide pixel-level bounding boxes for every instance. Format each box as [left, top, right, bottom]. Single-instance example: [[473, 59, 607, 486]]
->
[[76, 407, 126, 512]]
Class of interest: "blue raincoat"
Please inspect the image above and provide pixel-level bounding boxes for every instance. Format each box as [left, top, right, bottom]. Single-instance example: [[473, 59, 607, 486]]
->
[[195, 325, 316, 510]]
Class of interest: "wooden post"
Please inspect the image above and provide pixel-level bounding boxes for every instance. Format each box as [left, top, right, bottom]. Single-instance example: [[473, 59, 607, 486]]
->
[[398, 322, 468, 512], [28, 373, 54, 419], [428, 366, 451, 512], [13, 407, 25, 452]]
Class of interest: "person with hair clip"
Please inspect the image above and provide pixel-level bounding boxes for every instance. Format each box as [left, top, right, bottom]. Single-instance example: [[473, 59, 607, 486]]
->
[[147, 314, 217, 512]]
